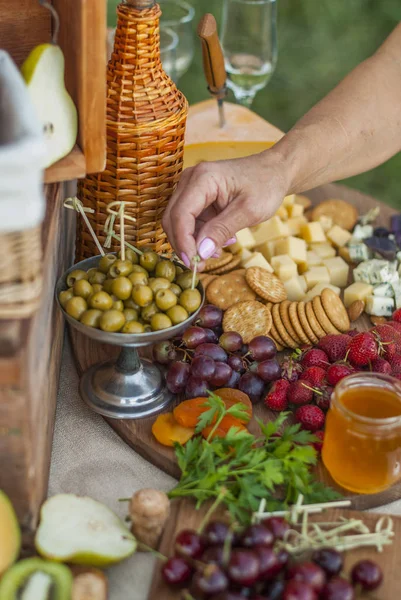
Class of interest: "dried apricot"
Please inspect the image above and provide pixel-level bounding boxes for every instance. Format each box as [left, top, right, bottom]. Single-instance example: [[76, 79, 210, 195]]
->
[[151, 413, 195, 447], [214, 388, 252, 420], [202, 415, 247, 440], [173, 390, 252, 429]]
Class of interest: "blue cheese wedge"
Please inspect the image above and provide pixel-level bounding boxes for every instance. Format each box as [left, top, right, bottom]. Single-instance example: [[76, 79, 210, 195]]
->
[[349, 244, 371, 264], [351, 224, 373, 242], [354, 259, 399, 285], [373, 283, 394, 298], [365, 295, 395, 317], [392, 281, 401, 309]]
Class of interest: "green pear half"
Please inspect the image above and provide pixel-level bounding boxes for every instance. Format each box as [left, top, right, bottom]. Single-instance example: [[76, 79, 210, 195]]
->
[[35, 494, 137, 567], [21, 44, 78, 169], [0, 489, 21, 575]]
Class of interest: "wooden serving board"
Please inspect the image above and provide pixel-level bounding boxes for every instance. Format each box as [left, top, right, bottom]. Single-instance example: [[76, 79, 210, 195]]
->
[[149, 499, 401, 599], [69, 101, 401, 510]]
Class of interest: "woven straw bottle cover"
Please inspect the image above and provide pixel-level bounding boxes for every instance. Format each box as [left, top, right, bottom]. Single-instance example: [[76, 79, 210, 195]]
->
[[76, 0, 188, 260]]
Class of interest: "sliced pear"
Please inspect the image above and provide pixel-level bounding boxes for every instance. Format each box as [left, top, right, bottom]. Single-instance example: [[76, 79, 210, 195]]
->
[[21, 43, 78, 168], [35, 494, 137, 567], [0, 489, 21, 575], [0, 558, 72, 600]]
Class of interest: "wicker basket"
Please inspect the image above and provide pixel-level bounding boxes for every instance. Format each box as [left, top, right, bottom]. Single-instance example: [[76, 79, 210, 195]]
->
[[77, 1, 188, 260]]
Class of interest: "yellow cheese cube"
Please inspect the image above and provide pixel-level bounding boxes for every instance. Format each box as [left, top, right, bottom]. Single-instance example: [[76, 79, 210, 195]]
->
[[307, 251, 323, 268], [304, 283, 341, 302], [318, 215, 333, 232], [287, 216, 308, 236], [256, 239, 281, 262], [283, 194, 296, 207], [287, 203, 304, 218], [301, 222, 327, 243], [274, 236, 307, 265], [297, 275, 307, 294], [271, 255, 298, 281], [243, 252, 273, 272], [275, 205, 289, 221], [322, 256, 350, 288], [327, 225, 352, 248], [309, 243, 336, 259], [304, 266, 331, 290], [339, 246, 353, 264], [298, 261, 308, 274], [228, 228, 256, 253], [283, 276, 306, 301], [256, 216, 290, 242], [343, 282, 374, 308], [240, 248, 253, 263]]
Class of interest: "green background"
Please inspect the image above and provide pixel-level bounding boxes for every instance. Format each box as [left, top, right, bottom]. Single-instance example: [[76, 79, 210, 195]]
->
[[107, 0, 401, 209]]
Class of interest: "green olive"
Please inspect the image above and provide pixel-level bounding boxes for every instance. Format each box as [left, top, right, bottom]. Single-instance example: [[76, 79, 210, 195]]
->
[[66, 269, 88, 288], [155, 289, 177, 311], [167, 305, 189, 325], [91, 284, 103, 294], [149, 277, 171, 293], [111, 296, 124, 311], [144, 324, 152, 333], [80, 309, 103, 328], [73, 279, 93, 300], [111, 276, 133, 300], [59, 288, 74, 308], [65, 296, 88, 320], [132, 285, 153, 307], [128, 271, 148, 287], [103, 279, 114, 294], [130, 265, 148, 275], [109, 259, 134, 278], [118, 248, 139, 264], [99, 310, 126, 332], [124, 298, 140, 310], [141, 302, 159, 323], [155, 260, 176, 282], [123, 308, 139, 322], [140, 251, 160, 272], [88, 270, 107, 285], [151, 313, 172, 331], [89, 291, 113, 311], [179, 288, 202, 314], [122, 321, 145, 334], [98, 254, 117, 274], [177, 271, 198, 290], [86, 268, 98, 279], [170, 283, 181, 297]]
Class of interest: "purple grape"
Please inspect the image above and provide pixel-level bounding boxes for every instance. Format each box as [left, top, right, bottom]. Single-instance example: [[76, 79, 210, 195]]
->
[[162, 557, 192, 586], [219, 332, 243, 352], [209, 362, 233, 387], [256, 359, 281, 382], [240, 344, 249, 356], [191, 356, 216, 381], [194, 343, 228, 363], [203, 521, 230, 546], [241, 524, 274, 548], [152, 340, 177, 365], [166, 361, 191, 394], [201, 545, 225, 567], [191, 565, 229, 596], [196, 304, 223, 328], [226, 370, 241, 389], [182, 326, 207, 349], [248, 336, 277, 361], [185, 376, 209, 398], [238, 372, 265, 403], [204, 328, 219, 343], [228, 354, 246, 374], [227, 549, 260, 586]]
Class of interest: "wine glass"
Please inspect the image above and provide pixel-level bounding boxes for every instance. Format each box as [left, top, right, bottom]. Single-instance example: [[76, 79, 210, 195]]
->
[[221, 0, 278, 108], [159, 0, 195, 82]]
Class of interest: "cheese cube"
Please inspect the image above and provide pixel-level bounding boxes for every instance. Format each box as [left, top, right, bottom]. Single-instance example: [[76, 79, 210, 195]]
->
[[318, 215, 333, 232], [343, 282, 373, 308], [304, 283, 341, 302], [297, 275, 307, 293], [287, 216, 308, 236], [240, 248, 253, 263], [275, 205, 288, 221], [256, 239, 281, 262], [256, 216, 290, 242], [309, 243, 336, 259], [271, 255, 298, 281], [229, 228, 256, 253], [307, 251, 323, 268], [243, 252, 273, 272], [298, 261, 309, 274], [283, 194, 295, 207], [322, 256, 350, 288], [283, 276, 306, 301], [301, 222, 327, 243], [339, 246, 353, 264], [327, 225, 352, 248], [304, 267, 331, 290], [365, 295, 394, 317], [287, 203, 304, 218], [274, 236, 307, 265]]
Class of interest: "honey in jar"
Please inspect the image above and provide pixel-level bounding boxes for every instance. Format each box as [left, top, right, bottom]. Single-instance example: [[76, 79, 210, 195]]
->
[[322, 373, 401, 494]]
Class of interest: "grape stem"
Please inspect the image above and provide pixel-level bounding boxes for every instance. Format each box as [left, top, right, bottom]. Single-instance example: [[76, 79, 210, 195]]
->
[[197, 488, 227, 534]]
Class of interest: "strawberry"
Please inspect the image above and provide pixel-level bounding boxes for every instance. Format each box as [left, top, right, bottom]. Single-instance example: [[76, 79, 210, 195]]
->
[[392, 308, 401, 323], [382, 342, 397, 362], [373, 324, 401, 353], [314, 385, 333, 411], [371, 358, 392, 375], [311, 430, 325, 453], [265, 379, 290, 411], [326, 363, 354, 386], [300, 349, 329, 370], [390, 355, 401, 374], [295, 405, 325, 432], [287, 381, 314, 406], [347, 329, 360, 338], [317, 334, 351, 363], [281, 355, 302, 383], [387, 321, 401, 334], [300, 366, 327, 387], [392, 373, 401, 381], [347, 332, 379, 367]]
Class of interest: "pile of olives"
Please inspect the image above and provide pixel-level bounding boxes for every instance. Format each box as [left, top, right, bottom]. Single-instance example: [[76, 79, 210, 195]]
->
[[59, 250, 202, 334]]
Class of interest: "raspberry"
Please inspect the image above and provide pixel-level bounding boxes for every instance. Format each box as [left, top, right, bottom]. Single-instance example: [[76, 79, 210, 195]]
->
[[300, 367, 327, 387], [326, 363, 354, 386], [287, 381, 314, 406], [311, 430, 325, 453], [300, 349, 329, 370], [371, 358, 392, 375], [264, 379, 290, 411], [392, 308, 401, 323], [295, 405, 325, 432], [348, 332, 379, 367], [317, 334, 352, 363]]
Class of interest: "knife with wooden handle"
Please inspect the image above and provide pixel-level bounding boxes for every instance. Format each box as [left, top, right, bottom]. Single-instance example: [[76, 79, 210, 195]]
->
[[197, 13, 227, 128]]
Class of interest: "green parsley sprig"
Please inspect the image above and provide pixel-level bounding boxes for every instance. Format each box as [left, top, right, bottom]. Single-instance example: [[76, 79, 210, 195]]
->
[[169, 392, 339, 524]]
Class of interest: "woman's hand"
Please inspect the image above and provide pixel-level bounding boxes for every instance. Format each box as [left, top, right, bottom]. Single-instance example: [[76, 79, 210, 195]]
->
[[162, 150, 290, 268]]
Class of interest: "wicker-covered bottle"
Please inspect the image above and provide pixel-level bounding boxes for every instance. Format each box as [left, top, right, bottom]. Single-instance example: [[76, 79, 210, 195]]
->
[[76, 0, 188, 259]]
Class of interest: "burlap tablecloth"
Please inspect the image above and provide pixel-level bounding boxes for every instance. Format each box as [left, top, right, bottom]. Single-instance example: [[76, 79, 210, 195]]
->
[[49, 337, 401, 600]]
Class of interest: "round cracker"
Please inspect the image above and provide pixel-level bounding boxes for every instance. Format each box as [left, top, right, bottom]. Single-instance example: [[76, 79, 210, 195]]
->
[[245, 267, 287, 303], [206, 270, 256, 310], [312, 296, 341, 335], [289, 302, 311, 346], [305, 301, 326, 340], [279, 300, 301, 344], [298, 302, 319, 344], [203, 251, 233, 272], [321, 288, 350, 332], [272, 303, 298, 349], [208, 254, 242, 275], [199, 273, 218, 291], [223, 300, 272, 344], [311, 199, 358, 231]]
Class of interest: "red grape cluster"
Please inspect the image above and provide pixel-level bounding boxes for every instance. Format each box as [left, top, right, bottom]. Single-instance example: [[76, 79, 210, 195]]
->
[[161, 520, 383, 599], [153, 304, 281, 403]]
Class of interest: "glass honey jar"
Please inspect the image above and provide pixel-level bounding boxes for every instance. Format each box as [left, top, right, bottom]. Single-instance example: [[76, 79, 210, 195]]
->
[[322, 373, 401, 494]]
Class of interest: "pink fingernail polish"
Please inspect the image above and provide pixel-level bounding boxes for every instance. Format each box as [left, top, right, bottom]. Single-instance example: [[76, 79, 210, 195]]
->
[[212, 252, 220, 258], [198, 238, 216, 260], [223, 236, 237, 247], [181, 253, 191, 268]]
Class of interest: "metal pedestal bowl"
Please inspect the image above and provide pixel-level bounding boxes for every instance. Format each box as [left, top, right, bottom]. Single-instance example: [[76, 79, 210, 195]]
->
[[56, 255, 204, 420]]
